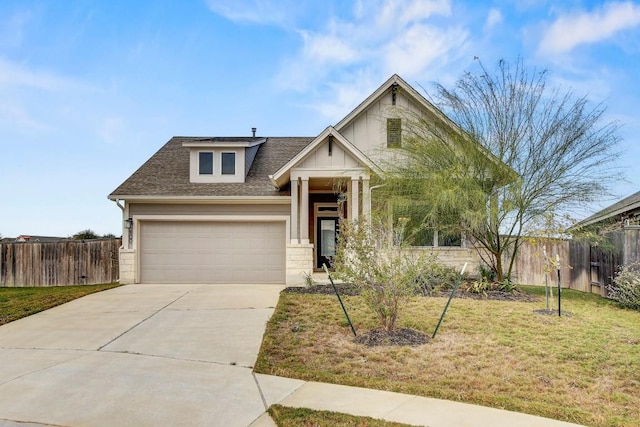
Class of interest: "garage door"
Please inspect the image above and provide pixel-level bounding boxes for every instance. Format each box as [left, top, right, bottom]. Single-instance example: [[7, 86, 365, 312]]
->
[[139, 221, 286, 284]]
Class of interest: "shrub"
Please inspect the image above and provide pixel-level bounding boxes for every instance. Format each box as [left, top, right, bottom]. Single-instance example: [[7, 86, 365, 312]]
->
[[608, 264, 640, 311], [333, 219, 425, 331], [414, 255, 460, 295]]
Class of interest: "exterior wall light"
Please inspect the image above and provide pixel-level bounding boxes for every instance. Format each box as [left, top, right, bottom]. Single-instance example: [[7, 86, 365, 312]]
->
[[124, 218, 133, 229]]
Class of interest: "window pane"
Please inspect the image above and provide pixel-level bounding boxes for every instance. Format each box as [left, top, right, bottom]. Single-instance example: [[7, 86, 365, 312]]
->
[[221, 152, 235, 175], [199, 152, 213, 175], [439, 231, 462, 247]]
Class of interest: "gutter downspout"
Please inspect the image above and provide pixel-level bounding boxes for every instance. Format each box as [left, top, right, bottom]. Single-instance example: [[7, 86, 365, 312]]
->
[[111, 198, 127, 249]]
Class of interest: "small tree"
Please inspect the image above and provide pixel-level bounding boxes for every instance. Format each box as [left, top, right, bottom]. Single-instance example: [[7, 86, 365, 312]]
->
[[333, 218, 425, 331], [381, 58, 621, 282], [72, 229, 100, 240]]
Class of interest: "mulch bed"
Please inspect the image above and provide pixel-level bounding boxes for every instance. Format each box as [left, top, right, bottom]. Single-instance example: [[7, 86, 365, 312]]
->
[[354, 327, 430, 347], [283, 284, 539, 303]]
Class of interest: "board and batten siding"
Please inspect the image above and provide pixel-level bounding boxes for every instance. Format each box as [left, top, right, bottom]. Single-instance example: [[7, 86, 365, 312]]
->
[[337, 90, 426, 158]]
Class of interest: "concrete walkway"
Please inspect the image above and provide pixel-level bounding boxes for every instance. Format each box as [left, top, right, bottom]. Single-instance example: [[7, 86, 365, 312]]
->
[[0, 284, 584, 427]]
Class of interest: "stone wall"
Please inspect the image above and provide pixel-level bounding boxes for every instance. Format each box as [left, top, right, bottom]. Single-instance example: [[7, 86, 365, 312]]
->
[[286, 243, 314, 285], [119, 248, 136, 284]]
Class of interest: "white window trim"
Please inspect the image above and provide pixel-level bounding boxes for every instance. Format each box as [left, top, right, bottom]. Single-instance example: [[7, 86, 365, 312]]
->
[[221, 151, 236, 175], [198, 151, 214, 175]]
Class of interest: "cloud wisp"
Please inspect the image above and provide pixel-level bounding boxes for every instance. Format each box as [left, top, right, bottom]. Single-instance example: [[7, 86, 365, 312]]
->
[[539, 1, 640, 54]]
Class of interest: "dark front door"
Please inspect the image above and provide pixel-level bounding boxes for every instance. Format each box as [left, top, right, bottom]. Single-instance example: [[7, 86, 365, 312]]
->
[[316, 217, 339, 269]]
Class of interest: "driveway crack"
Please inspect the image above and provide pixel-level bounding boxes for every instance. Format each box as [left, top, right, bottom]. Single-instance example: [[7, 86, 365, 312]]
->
[[97, 289, 195, 351]]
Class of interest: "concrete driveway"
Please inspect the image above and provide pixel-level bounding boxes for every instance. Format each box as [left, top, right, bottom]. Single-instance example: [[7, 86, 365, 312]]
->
[[0, 284, 301, 427]]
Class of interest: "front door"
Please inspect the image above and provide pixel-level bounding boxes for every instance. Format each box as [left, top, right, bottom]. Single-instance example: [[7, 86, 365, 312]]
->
[[316, 217, 339, 269]]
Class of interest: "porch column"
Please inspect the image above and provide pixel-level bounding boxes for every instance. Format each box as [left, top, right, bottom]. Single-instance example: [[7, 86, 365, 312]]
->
[[290, 177, 299, 243], [362, 177, 370, 221], [351, 177, 359, 220], [300, 178, 310, 244]]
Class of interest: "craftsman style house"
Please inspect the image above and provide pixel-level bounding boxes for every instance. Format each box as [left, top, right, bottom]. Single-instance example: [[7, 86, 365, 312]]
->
[[109, 74, 478, 285]]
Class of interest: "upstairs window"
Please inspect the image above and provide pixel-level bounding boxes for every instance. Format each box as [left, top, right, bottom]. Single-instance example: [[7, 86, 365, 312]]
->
[[387, 118, 402, 148], [199, 152, 213, 175], [221, 152, 236, 175]]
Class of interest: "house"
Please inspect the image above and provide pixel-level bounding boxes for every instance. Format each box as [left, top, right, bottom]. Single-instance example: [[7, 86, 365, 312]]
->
[[573, 191, 640, 291], [109, 74, 480, 285], [14, 235, 67, 243]]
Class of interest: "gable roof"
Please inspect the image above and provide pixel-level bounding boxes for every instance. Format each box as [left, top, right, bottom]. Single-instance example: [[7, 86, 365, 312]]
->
[[108, 136, 312, 200], [269, 126, 381, 189], [577, 190, 640, 227], [335, 74, 462, 134]]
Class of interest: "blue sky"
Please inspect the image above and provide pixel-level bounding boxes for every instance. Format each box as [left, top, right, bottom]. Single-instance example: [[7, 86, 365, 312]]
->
[[1, 0, 640, 238]]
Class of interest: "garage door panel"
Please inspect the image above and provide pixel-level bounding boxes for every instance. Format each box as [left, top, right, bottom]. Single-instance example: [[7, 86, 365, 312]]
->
[[140, 220, 286, 284]]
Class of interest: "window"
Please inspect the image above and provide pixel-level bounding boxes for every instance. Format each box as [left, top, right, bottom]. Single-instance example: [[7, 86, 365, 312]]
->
[[392, 203, 461, 247], [221, 152, 235, 175], [199, 152, 213, 175], [387, 118, 401, 148]]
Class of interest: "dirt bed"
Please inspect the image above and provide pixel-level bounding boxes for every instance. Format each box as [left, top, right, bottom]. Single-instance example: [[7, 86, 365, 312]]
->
[[283, 284, 540, 303]]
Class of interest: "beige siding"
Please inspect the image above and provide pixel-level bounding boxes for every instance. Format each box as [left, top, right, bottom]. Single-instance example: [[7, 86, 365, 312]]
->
[[336, 90, 428, 161], [299, 140, 359, 168], [129, 203, 289, 216]]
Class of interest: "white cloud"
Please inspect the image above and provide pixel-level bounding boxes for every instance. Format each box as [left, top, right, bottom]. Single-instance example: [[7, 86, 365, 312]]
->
[[384, 24, 467, 76], [0, 57, 74, 90], [539, 1, 640, 54], [300, 31, 360, 65], [206, 0, 303, 26], [275, 0, 466, 120], [484, 8, 503, 31]]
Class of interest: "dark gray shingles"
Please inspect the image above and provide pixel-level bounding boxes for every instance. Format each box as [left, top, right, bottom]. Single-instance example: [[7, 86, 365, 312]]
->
[[109, 136, 313, 198]]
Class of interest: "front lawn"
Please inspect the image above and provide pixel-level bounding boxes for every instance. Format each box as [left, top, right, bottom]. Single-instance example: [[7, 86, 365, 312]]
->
[[268, 405, 415, 427], [255, 286, 640, 427], [0, 283, 122, 326]]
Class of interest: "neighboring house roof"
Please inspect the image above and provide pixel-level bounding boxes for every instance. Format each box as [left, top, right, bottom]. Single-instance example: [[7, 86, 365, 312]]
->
[[15, 235, 67, 243], [577, 190, 640, 227], [108, 136, 313, 200]]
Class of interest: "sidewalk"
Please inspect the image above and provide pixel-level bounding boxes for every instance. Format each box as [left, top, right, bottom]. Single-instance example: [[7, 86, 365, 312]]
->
[[250, 375, 585, 427]]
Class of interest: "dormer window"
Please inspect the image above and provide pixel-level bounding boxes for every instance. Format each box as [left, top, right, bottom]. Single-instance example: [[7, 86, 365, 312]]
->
[[185, 138, 266, 183], [221, 152, 236, 175], [199, 152, 214, 175]]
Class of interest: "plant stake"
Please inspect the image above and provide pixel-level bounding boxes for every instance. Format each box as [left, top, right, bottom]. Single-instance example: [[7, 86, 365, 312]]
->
[[323, 264, 357, 337], [432, 263, 467, 339]]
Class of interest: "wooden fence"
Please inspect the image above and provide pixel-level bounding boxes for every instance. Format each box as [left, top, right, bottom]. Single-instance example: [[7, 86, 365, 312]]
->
[[510, 237, 623, 297], [0, 239, 121, 287]]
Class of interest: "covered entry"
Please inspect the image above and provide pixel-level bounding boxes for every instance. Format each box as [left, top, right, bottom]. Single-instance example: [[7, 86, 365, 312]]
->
[[139, 220, 286, 284]]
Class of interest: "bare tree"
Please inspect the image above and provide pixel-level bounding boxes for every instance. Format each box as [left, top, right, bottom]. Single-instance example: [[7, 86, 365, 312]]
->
[[381, 58, 622, 282]]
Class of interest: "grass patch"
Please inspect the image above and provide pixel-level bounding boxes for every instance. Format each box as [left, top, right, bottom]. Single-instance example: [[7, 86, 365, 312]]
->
[[268, 404, 416, 427], [256, 286, 640, 427], [0, 283, 122, 326]]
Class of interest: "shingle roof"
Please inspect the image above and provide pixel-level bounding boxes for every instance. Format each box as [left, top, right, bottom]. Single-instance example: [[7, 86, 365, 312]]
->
[[577, 190, 640, 226], [109, 136, 313, 198]]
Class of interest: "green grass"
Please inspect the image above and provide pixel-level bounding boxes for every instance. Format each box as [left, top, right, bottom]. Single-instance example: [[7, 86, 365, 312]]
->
[[256, 286, 640, 427], [0, 283, 122, 325], [268, 405, 416, 427]]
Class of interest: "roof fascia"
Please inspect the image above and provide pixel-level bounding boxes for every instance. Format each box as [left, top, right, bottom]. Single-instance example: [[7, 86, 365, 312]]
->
[[334, 74, 461, 134], [268, 126, 381, 189], [107, 195, 290, 204], [182, 138, 266, 148], [576, 201, 640, 227]]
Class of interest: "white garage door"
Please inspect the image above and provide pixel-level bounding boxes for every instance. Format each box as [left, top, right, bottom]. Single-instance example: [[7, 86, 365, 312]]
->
[[139, 221, 286, 284]]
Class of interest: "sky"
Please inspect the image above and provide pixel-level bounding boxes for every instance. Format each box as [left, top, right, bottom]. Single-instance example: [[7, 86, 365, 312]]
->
[[1, 0, 640, 238]]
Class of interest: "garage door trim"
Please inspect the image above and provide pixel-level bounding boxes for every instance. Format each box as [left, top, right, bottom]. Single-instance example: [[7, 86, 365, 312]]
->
[[133, 215, 290, 284]]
